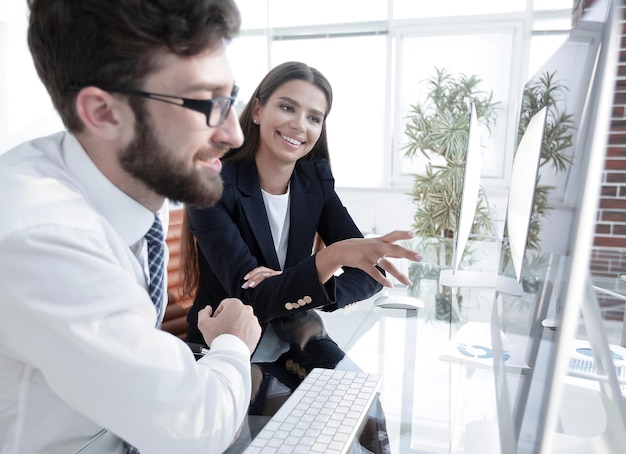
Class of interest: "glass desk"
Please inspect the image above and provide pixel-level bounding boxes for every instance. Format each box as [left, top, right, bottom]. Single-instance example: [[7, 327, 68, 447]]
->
[[227, 279, 505, 454], [227, 247, 626, 453]]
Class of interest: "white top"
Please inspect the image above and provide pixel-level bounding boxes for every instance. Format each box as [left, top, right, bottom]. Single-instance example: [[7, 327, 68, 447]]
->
[[261, 186, 290, 269], [0, 132, 252, 454]]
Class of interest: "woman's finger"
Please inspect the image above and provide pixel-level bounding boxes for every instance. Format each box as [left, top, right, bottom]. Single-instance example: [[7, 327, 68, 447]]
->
[[365, 265, 393, 288], [242, 269, 282, 289], [379, 230, 415, 243], [376, 258, 412, 286], [244, 266, 275, 280]]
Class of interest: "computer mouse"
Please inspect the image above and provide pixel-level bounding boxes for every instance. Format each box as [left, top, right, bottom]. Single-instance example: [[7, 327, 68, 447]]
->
[[373, 295, 424, 310], [541, 318, 559, 330]]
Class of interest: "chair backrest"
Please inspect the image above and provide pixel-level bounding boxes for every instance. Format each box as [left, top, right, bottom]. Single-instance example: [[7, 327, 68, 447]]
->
[[161, 208, 194, 340]]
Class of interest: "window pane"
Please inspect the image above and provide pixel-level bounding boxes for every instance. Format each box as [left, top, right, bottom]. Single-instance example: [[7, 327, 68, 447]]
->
[[0, 1, 29, 21], [393, 0, 526, 19], [272, 35, 387, 187], [528, 33, 569, 79], [394, 29, 516, 182], [533, 17, 572, 31], [534, 0, 574, 11], [235, 0, 268, 30], [0, 21, 62, 153], [267, 0, 388, 27], [227, 35, 269, 102]]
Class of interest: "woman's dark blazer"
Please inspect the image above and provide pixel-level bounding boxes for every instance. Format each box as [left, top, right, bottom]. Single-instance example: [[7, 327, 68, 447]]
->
[[185, 157, 383, 343]]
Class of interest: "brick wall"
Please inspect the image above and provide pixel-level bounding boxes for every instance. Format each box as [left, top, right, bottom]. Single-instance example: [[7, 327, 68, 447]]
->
[[573, 0, 626, 281], [595, 2, 626, 252], [589, 0, 626, 321]]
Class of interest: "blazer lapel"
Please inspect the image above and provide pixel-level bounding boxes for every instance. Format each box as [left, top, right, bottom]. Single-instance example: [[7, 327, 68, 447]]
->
[[236, 160, 281, 270]]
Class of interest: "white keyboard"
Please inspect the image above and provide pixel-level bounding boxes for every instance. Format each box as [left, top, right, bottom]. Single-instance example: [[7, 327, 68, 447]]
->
[[568, 344, 626, 384], [243, 368, 381, 454]]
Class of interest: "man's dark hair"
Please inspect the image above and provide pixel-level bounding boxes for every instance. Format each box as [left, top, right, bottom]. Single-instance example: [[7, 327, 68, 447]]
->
[[27, 0, 241, 132]]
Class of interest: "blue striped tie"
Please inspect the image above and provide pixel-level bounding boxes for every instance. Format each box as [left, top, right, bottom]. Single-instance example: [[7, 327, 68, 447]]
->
[[145, 214, 165, 327]]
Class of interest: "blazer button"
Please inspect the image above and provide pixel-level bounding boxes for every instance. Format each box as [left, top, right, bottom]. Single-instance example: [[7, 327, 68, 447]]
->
[[285, 302, 294, 310], [303, 296, 312, 304]]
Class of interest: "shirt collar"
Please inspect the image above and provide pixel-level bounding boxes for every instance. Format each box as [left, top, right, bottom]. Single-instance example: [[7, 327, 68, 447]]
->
[[61, 132, 160, 246]]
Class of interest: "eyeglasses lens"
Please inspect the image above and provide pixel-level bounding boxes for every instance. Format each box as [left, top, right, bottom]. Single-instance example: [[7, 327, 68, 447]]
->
[[209, 98, 235, 127]]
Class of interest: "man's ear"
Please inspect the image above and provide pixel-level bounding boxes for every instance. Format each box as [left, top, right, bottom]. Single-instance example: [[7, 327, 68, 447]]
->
[[74, 87, 129, 140]]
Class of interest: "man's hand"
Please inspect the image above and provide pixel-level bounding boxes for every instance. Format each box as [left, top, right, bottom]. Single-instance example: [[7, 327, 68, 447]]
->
[[197, 299, 261, 354]]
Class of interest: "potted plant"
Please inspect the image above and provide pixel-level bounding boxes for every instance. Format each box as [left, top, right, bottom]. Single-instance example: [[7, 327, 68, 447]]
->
[[402, 68, 500, 321]]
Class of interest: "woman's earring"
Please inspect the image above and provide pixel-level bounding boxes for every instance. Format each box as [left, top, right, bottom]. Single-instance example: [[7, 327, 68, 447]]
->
[[253, 119, 258, 125]]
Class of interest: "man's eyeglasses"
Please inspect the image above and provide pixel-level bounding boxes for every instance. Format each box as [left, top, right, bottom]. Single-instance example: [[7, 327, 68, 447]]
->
[[92, 84, 239, 128]]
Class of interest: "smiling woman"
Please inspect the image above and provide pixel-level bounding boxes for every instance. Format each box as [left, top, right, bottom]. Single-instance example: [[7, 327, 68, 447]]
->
[[180, 59, 420, 368]]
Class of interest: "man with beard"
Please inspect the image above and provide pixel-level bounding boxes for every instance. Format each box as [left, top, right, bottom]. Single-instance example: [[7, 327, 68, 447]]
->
[[0, 1, 261, 453]]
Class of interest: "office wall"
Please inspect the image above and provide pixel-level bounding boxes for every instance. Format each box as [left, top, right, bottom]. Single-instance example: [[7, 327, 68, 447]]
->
[[334, 188, 413, 234]]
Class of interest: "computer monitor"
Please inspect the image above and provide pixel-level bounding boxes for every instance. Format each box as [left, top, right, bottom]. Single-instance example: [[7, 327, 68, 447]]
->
[[452, 102, 482, 274], [505, 105, 547, 284], [439, 102, 501, 288], [491, 1, 624, 452]]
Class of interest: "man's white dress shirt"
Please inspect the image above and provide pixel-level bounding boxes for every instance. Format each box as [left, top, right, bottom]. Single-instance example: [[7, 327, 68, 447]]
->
[[0, 132, 252, 453]]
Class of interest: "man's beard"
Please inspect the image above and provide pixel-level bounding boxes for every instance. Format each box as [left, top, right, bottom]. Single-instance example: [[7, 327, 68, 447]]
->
[[119, 103, 224, 208]]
